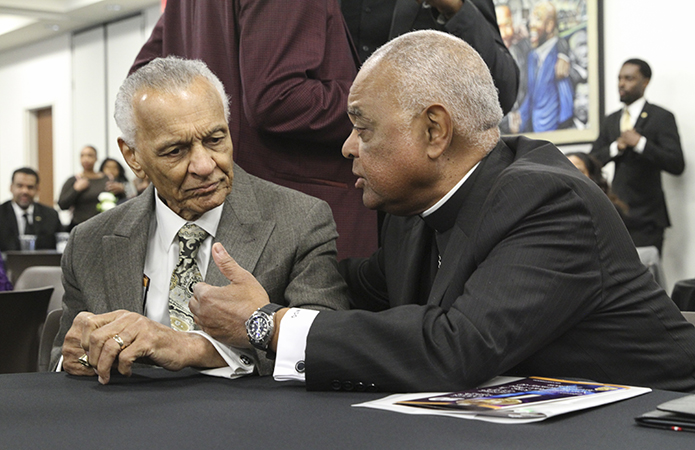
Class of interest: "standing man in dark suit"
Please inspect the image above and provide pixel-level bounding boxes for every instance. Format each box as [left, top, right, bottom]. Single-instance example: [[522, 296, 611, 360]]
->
[[591, 59, 685, 254], [341, 0, 519, 115], [130, 0, 377, 260], [0, 167, 62, 252], [55, 57, 349, 384], [191, 31, 695, 393]]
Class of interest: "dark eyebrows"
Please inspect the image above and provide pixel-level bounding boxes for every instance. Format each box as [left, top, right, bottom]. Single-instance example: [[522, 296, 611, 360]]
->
[[347, 106, 373, 124]]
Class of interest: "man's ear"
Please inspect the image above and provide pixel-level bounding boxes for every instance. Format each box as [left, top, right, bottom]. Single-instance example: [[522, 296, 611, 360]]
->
[[424, 104, 453, 160], [118, 138, 145, 179]]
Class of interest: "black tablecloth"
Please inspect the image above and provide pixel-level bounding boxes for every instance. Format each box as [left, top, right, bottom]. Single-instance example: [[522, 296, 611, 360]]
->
[[0, 368, 692, 449]]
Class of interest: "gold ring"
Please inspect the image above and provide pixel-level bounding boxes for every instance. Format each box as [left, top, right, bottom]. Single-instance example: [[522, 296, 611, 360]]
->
[[78, 354, 91, 368], [112, 334, 127, 351]]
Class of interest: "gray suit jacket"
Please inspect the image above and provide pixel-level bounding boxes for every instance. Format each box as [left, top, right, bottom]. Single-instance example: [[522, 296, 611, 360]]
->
[[52, 165, 349, 373]]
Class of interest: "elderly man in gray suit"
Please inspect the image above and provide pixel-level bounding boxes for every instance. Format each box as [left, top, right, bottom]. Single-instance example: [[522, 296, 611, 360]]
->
[[54, 57, 349, 383]]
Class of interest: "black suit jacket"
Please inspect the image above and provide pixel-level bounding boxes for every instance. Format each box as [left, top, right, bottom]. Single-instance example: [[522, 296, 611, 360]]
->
[[0, 201, 62, 251], [590, 102, 684, 232], [305, 136, 695, 393]]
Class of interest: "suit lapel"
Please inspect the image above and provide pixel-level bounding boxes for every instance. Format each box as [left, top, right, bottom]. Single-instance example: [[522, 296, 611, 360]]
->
[[102, 186, 154, 314], [429, 141, 515, 309], [205, 167, 275, 287], [634, 102, 652, 133]]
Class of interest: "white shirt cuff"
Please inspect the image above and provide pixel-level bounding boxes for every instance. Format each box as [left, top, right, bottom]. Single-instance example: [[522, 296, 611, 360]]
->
[[273, 308, 319, 382], [634, 136, 647, 153], [610, 141, 619, 158], [190, 330, 255, 379]]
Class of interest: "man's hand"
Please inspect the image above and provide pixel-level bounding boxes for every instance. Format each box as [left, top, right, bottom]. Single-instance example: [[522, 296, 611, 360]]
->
[[417, 0, 463, 21], [62, 310, 223, 384], [190, 243, 271, 348], [619, 129, 642, 148], [555, 58, 570, 80]]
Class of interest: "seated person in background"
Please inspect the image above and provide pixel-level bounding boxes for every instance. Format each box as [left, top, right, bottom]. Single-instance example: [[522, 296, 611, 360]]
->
[[566, 151, 628, 216], [0, 254, 12, 291], [53, 56, 349, 383], [99, 157, 135, 201], [189, 30, 695, 393], [0, 167, 63, 251]]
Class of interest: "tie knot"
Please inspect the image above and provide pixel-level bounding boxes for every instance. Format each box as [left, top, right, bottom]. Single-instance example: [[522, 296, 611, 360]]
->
[[177, 223, 208, 257]]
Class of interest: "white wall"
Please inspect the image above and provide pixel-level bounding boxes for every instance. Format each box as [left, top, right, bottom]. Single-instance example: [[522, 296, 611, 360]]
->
[[0, 0, 692, 290], [600, 1, 694, 292], [0, 4, 161, 208]]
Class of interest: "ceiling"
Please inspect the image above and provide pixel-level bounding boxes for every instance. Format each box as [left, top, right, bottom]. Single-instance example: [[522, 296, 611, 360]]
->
[[0, 0, 160, 53]]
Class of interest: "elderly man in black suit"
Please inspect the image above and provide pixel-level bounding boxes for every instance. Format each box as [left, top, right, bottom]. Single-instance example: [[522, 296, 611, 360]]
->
[[192, 31, 695, 393], [590, 59, 684, 255], [0, 167, 62, 252]]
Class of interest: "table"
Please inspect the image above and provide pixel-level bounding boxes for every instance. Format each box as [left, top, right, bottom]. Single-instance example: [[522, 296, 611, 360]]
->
[[0, 368, 692, 449], [4, 250, 62, 284]]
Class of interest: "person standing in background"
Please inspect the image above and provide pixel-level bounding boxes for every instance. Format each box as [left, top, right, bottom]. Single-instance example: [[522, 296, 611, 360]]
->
[[58, 146, 108, 230], [590, 59, 684, 255], [130, 0, 377, 259]]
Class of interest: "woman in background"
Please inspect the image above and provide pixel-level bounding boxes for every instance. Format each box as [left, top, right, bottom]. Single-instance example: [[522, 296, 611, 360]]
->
[[58, 146, 108, 230], [100, 157, 135, 201], [566, 151, 628, 216]]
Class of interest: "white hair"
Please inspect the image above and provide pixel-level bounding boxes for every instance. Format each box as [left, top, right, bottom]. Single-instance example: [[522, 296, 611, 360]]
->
[[363, 30, 502, 151], [114, 56, 230, 147]]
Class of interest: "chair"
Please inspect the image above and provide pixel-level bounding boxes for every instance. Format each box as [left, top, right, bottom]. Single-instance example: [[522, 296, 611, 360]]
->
[[682, 311, 695, 326], [14, 265, 64, 313], [671, 279, 695, 311], [0, 286, 53, 373], [37, 308, 63, 372]]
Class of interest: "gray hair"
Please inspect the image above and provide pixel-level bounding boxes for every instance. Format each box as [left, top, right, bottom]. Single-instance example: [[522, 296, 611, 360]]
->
[[363, 30, 502, 151], [114, 56, 230, 146]]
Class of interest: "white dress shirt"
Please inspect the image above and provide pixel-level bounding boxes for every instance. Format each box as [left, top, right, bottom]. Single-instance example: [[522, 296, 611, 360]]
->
[[609, 97, 648, 158], [273, 163, 480, 382], [11, 202, 34, 235], [146, 190, 255, 378]]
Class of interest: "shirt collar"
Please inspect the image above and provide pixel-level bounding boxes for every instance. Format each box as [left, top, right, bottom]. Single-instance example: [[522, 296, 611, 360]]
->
[[624, 97, 647, 120], [153, 188, 223, 249], [11, 201, 34, 217]]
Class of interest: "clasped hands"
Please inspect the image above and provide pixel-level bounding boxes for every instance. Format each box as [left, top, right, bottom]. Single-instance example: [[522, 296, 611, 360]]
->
[[62, 243, 273, 384], [617, 129, 642, 151]]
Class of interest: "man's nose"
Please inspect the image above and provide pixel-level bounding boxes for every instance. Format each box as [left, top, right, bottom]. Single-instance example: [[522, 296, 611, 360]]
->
[[189, 144, 216, 176], [342, 130, 358, 159]]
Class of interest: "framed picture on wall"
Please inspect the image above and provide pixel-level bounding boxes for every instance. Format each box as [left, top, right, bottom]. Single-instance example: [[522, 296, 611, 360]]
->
[[494, 0, 603, 144]]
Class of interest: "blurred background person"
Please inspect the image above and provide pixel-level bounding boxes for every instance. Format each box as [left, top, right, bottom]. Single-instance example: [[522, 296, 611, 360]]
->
[[0, 253, 11, 291], [58, 146, 108, 231], [566, 151, 628, 216], [99, 157, 135, 201], [0, 167, 63, 251]]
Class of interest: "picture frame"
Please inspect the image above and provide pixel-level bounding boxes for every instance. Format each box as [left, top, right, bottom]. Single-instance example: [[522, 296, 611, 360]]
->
[[494, 0, 603, 144]]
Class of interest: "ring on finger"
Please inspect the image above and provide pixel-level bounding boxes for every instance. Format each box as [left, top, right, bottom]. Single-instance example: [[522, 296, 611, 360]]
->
[[112, 334, 127, 351], [78, 353, 91, 368]]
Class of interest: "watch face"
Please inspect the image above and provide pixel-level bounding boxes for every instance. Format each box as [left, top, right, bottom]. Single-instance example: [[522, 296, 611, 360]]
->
[[248, 315, 271, 343]]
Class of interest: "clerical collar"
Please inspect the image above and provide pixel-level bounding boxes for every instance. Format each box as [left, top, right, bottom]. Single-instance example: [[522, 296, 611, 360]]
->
[[153, 188, 223, 250], [420, 161, 480, 233]]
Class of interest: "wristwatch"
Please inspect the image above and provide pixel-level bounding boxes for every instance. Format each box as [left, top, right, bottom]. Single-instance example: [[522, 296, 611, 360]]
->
[[245, 303, 284, 355]]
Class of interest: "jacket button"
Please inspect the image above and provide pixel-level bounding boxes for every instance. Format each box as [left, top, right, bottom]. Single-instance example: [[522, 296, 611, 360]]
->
[[343, 381, 354, 391], [331, 380, 342, 391], [355, 382, 366, 392], [366, 383, 378, 392]]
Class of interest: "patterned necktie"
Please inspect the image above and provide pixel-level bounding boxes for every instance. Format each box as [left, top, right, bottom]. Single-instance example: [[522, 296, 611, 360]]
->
[[169, 223, 208, 331], [620, 108, 631, 132]]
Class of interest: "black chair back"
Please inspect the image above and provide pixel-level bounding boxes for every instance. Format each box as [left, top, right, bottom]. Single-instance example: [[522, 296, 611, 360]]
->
[[0, 286, 53, 373]]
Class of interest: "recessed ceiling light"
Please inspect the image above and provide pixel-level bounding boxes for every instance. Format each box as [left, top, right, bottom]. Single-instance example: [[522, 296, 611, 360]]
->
[[45, 24, 60, 32], [106, 4, 123, 12]]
